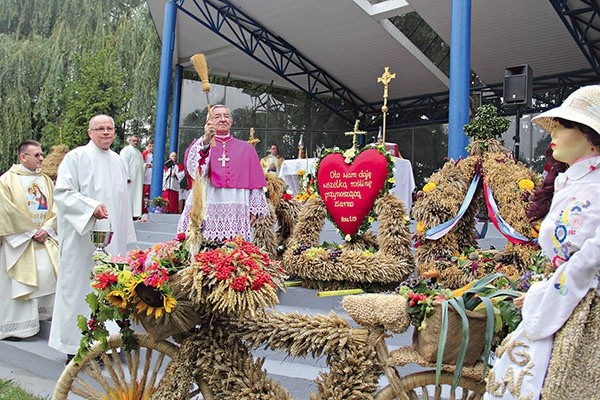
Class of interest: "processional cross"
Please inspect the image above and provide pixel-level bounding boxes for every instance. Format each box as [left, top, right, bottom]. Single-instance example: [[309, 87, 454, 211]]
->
[[377, 66, 396, 144], [344, 120, 367, 149]]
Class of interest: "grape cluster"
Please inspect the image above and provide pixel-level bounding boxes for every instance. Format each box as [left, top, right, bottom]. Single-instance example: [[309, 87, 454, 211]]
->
[[328, 248, 343, 260], [398, 276, 421, 290], [292, 244, 311, 255], [199, 240, 225, 251], [397, 276, 437, 292]]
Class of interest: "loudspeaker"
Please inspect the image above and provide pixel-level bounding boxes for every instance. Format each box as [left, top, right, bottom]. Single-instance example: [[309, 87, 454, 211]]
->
[[503, 64, 533, 106]]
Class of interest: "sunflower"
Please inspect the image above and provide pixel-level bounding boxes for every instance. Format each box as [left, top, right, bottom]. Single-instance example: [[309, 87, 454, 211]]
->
[[105, 290, 128, 309], [132, 285, 177, 319]]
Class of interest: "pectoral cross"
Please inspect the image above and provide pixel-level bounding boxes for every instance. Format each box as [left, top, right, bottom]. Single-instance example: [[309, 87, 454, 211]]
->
[[344, 120, 367, 149], [218, 147, 230, 167]]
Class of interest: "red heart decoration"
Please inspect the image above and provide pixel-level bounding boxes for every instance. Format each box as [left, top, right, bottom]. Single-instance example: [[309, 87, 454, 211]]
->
[[317, 148, 389, 236]]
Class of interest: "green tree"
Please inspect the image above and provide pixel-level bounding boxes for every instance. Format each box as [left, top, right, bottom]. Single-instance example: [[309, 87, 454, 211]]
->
[[0, 0, 160, 171], [59, 44, 131, 150]]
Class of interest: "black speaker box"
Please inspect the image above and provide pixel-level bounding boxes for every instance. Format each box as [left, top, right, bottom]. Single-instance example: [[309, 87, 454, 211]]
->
[[503, 65, 533, 106]]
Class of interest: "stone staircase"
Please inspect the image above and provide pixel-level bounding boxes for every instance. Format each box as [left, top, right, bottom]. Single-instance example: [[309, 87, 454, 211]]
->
[[0, 214, 506, 398], [128, 213, 182, 251]]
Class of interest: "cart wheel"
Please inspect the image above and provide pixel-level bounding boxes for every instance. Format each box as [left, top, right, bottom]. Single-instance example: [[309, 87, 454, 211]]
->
[[375, 370, 486, 400], [52, 333, 209, 399]]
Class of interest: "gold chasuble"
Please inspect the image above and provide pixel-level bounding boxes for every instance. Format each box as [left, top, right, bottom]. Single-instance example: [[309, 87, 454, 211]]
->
[[0, 164, 58, 297]]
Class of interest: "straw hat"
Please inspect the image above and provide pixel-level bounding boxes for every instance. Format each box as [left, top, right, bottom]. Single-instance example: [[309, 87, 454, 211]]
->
[[532, 85, 600, 135]]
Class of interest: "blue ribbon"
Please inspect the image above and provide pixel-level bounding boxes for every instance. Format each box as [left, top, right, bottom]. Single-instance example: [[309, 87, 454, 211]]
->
[[425, 173, 481, 240]]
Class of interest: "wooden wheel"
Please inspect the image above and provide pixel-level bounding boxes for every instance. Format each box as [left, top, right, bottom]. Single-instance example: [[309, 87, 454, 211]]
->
[[375, 370, 486, 400], [52, 333, 211, 400]]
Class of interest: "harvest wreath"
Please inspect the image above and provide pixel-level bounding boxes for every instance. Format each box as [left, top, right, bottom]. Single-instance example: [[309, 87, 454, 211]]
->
[[411, 139, 542, 289], [283, 144, 414, 290], [411, 104, 542, 289]]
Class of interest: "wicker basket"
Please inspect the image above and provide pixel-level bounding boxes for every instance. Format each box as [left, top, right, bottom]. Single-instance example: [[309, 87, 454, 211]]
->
[[412, 303, 487, 366]]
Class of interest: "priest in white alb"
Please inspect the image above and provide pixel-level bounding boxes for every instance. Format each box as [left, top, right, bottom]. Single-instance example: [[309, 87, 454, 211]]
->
[[0, 140, 58, 340], [49, 115, 136, 360], [177, 104, 269, 239], [119, 134, 144, 219]]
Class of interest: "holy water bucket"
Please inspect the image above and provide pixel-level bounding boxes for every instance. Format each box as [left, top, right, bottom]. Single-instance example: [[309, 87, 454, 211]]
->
[[91, 220, 113, 258]]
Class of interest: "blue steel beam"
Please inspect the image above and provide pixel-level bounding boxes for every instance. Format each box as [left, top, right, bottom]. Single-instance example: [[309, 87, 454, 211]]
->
[[447, 0, 471, 159], [151, 0, 178, 200], [176, 0, 377, 122]]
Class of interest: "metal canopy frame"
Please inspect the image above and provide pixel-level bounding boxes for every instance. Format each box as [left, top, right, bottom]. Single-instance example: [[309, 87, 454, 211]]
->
[[175, 0, 378, 124], [169, 0, 599, 129], [549, 0, 600, 75]]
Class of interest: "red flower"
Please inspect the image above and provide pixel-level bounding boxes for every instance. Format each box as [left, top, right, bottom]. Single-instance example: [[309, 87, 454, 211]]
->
[[282, 193, 292, 201], [92, 271, 118, 290], [408, 292, 426, 307], [144, 268, 169, 287], [250, 272, 272, 291], [176, 232, 186, 242], [215, 263, 233, 280]]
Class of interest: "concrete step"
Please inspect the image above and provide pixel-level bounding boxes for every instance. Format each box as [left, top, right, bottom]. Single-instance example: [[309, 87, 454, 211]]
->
[[134, 230, 177, 244]]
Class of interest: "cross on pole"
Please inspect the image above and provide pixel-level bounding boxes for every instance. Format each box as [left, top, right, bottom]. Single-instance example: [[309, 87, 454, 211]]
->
[[377, 66, 396, 144], [344, 120, 367, 149]]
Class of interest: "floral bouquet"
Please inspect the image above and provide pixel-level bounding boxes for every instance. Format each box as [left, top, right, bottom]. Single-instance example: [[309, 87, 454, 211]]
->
[[76, 233, 191, 360], [397, 274, 521, 334], [76, 235, 284, 360], [397, 273, 521, 382], [146, 196, 169, 213], [397, 277, 453, 331], [177, 237, 285, 318], [293, 169, 317, 203]]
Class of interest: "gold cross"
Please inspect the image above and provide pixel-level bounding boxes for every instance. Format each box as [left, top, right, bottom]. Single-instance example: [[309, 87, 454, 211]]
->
[[344, 120, 367, 149], [377, 66, 396, 144], [377, 66, 396, 100]]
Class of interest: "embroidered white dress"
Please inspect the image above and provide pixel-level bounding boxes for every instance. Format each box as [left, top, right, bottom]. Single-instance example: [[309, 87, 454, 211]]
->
[[485, 156, 600, 399]]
